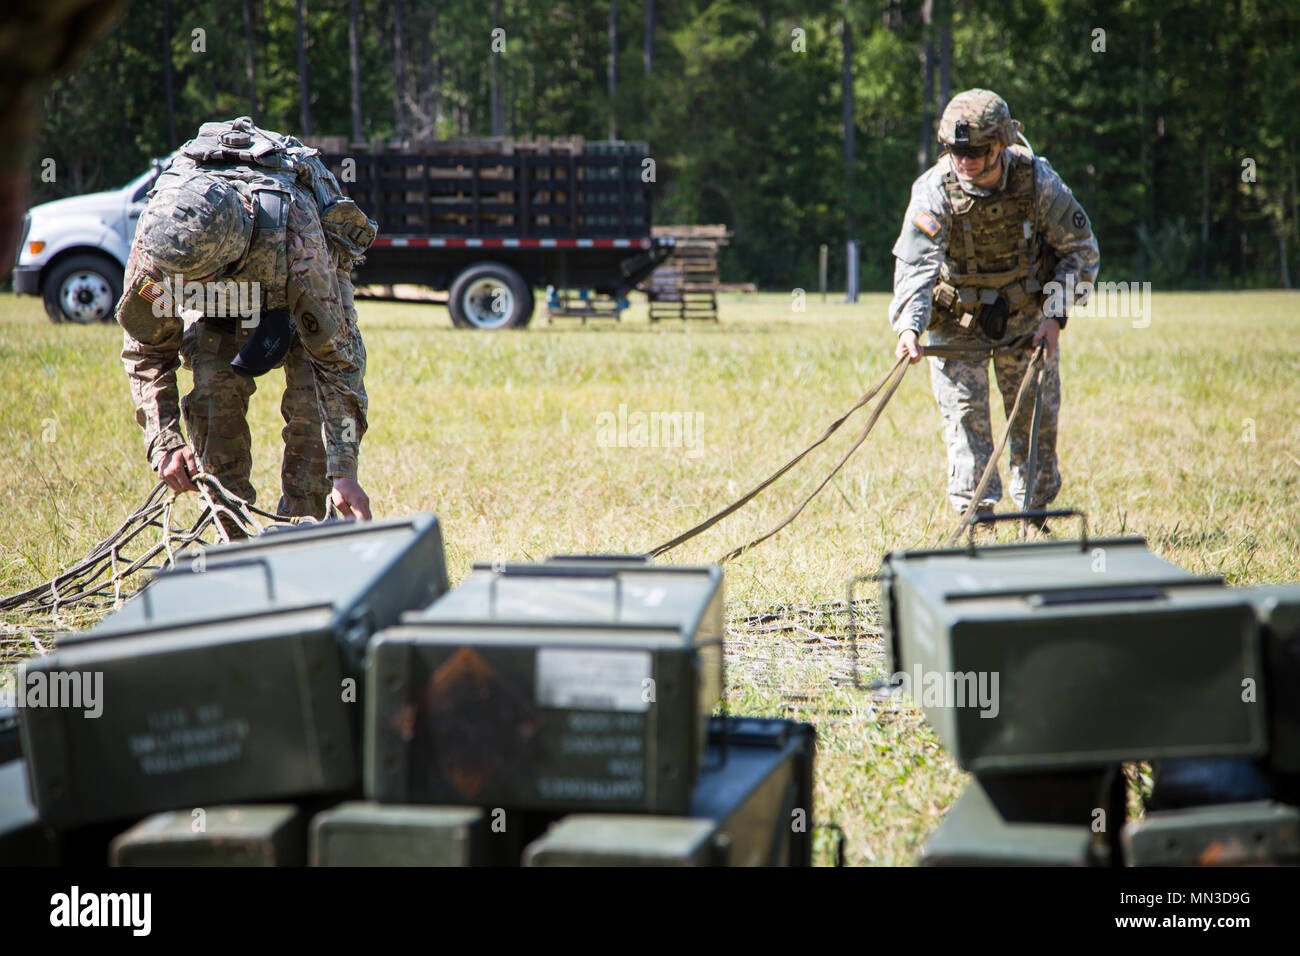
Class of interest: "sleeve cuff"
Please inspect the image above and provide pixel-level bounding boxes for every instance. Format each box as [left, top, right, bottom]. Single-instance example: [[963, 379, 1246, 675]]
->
[[147, 432, 188, 472], [326, 452, 358, 482]]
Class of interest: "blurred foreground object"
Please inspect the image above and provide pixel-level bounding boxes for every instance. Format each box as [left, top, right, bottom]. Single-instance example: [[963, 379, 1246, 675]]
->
[[0, 0, 126, 276]]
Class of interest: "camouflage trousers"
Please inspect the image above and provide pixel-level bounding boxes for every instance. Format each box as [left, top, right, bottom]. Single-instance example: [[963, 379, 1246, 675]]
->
[[179, 321, 340, 521], [925, 307, 1062, 514]]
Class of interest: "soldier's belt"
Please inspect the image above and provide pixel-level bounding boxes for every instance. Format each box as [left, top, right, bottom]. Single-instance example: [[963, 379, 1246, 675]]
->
[[200, 315, 242, 335]]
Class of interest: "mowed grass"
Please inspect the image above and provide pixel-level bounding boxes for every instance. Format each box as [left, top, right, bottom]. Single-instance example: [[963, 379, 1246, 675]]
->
[[2, 287, 1299, 865]]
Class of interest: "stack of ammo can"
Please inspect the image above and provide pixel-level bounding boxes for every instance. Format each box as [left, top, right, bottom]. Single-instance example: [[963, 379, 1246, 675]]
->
[[878, 515, 1300, 866], [0, 515, 814, 867]]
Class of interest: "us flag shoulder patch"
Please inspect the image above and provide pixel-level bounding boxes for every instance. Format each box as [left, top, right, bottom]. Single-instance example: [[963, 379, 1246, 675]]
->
[[138, 281, 165, 304], [913, 211, 941, 237]]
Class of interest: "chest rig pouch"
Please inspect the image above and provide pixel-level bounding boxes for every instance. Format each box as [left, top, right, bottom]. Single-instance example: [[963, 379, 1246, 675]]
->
[[297, 154, 378, 269], [933, 154, 1052, 339]]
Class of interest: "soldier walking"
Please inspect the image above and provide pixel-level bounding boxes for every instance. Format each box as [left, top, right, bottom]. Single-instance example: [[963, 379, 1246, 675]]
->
[[888, 90, 1099, 523], [116, 117, 377, 522]]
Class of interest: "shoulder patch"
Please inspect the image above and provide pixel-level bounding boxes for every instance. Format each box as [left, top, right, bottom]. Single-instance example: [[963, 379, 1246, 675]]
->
[[138, 281, 166, 304], [1072, 210, 1087, 229], [913, 211, 941, 237]]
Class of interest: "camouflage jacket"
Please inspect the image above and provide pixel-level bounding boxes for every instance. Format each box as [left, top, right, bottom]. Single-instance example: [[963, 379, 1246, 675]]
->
[[117, 169, 367, 481], [888, 147, 1100, 337]]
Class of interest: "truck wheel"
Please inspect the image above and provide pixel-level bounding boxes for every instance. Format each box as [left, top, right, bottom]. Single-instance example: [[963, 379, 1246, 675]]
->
[[43, 254, 123, 324], [448, 262, 534, 330]]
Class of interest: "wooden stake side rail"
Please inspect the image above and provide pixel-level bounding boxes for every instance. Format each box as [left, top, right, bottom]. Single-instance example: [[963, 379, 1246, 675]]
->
[[318, 150, 650, 239]]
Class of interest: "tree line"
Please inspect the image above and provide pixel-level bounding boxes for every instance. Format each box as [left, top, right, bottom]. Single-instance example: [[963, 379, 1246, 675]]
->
[[30, 0, 1300, 291]]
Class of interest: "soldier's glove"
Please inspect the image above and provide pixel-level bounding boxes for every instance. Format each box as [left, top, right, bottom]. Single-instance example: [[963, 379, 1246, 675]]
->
[[230, 308, 295, 377], [976, 295, 1011, 341]]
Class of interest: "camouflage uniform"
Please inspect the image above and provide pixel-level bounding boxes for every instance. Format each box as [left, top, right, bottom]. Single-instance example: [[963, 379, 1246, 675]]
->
[[117, 118, 374, 518], [888, 90, 1099, 514]]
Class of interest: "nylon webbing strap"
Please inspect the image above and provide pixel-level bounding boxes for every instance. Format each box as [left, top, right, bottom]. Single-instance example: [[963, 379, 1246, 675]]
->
[[647, 332, 1037, 563]]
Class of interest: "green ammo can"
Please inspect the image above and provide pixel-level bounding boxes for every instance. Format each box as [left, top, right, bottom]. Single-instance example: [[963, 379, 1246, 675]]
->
[[19, 514, 449, 828], [523, 816, 721, 866], [366, 559, 724, 814], [310, 802, 517, 866], [1122, 800, 1300, 866], [0, 756, 59, 865], [1242, 584, 1300, 772], [110, 804, 307, 866], [879, 531, 1265, 772], [522, 717, 816, 867], [920, 775, 1109, 866]]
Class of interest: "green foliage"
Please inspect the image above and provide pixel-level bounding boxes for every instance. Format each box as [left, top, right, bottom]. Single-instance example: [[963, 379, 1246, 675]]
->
[[30, 0, 1300, 289]]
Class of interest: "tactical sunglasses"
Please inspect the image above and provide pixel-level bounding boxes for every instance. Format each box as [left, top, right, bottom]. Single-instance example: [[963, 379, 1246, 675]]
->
[[949, 144, 992, 160]]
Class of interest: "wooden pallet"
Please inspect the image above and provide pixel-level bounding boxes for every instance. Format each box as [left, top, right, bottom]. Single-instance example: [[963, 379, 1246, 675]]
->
[[643, 225, 730, 322]]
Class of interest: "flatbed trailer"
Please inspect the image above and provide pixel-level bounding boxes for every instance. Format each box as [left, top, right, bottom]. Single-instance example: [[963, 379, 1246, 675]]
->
[[315, 142, 674, 329]]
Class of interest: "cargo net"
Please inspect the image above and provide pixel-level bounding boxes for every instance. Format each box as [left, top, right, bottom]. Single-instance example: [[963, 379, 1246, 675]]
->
[[0, 473, 309, 658], [728, 601, 877, 703], [726, 599, 940, 726]]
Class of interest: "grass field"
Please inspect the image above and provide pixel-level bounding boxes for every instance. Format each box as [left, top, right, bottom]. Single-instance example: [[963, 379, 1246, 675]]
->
[[2, 287, 1299, 865]]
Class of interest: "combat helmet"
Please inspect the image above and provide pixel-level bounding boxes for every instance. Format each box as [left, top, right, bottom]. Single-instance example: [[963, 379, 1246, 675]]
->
[[938, 89, 1022, 148], [136, 170, 253, 279]]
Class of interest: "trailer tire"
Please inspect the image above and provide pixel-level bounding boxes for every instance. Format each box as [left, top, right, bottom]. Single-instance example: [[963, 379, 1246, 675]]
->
[[448, 262, 533, 330]]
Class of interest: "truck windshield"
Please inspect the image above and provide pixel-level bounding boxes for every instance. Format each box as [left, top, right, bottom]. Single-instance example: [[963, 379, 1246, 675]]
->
[[127, 161, 169, 202]]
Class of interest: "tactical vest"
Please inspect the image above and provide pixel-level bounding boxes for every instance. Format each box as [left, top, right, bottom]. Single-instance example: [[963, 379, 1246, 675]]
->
[[933, 152, 1055, 322], [175, 117, 377, 272]]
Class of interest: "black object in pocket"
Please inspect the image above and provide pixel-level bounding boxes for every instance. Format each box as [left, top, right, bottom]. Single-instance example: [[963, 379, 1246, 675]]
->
[[977, 296, 1010, 340], [231, 308, 294, 377]]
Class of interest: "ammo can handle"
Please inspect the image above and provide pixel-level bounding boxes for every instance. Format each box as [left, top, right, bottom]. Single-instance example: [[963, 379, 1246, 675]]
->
[[814, 822, 848, 867], [487, 567, 623, 620], [966, 508, 1089, 553], [142, 556, 278, 621], [844, 572, 882, 692]]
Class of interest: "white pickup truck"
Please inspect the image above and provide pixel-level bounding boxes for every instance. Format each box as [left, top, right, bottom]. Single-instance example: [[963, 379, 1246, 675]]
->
[[11, 160, 167, 323]]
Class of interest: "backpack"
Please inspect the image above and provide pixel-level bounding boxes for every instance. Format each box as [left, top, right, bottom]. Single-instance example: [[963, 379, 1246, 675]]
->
[[178, 117, 378, 268]]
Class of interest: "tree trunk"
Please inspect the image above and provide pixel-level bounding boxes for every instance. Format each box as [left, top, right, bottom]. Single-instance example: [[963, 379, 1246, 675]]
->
[[937, 0, 952, 111], [162, 0, 177, 149], [841, 6, 855, 239], [489, 0, 504, 136], [242, 0, 259, 119], [418, 7, 433, 139], [1200, 153, 1210, 279], [433, 1, 444, 132], [507, 0, 517, 135], [1136, 29, 1147, 280], [608, 0, 619, 140], [644, 0, 654, 75], [296, 0, 312, 136], [350, 0, 362, 142], [117, 31, 128, 155], [1280, 233, 1292, 289], [919, 0, 935, 173], [394, 0, 410, 140]]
